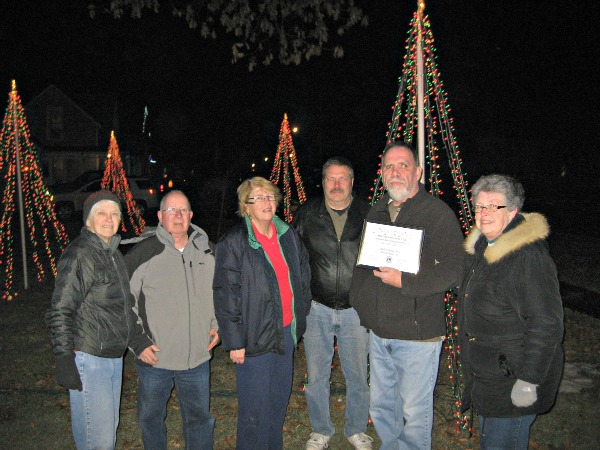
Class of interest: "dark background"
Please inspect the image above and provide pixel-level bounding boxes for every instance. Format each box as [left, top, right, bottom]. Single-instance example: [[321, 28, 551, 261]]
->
[[2, 0, 599, 231]]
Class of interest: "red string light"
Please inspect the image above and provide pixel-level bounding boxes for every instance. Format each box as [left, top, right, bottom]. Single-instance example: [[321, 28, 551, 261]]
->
[[269, 113, 307, 222], [366, 9, 476, 434], [101, 131, 146, 237], [369, 12, 474, 235], [0, 80, 70, 300]]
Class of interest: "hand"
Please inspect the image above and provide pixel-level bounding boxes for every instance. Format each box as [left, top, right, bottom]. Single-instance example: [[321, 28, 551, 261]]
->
[[207, 329, 220, 351], [230, 348, 245, 364], [373, 267, 403, 288], [139, 345, 160, 366], [511, 379, 538, 407], [56, 354, 82, 391]]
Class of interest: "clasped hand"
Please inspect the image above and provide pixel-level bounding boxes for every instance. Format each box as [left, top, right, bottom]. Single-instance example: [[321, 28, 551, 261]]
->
[[373, 267, 403, 288]]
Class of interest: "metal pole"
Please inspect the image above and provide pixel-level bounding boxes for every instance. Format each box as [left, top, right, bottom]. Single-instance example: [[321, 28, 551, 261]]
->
[[12, 80, 28, 289], [416, 1, 426, 183]]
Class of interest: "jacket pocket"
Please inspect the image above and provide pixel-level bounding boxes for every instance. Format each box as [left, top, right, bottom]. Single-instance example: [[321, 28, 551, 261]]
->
[[498, 354, 515, 378]]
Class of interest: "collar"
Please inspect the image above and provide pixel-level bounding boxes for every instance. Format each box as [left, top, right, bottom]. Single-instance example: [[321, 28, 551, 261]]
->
[[81, 226, 121, 252], [375, 183, 427, 212], [245, 215, 289, 249], [326, 196, 352, 216], [464, 212, 550, 264]]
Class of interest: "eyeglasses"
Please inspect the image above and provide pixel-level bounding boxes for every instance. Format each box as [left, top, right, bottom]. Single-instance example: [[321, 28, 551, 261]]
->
[[162, 207, 191, 215], [473, 204, 507, 213], [324, 176, 350, 184], [246, 195, 276, 204]]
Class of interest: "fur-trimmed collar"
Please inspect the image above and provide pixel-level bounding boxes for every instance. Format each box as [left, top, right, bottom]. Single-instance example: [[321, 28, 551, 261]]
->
[[464, 212, 550, 264]]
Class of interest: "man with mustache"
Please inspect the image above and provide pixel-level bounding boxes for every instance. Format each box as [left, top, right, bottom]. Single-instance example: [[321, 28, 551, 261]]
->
[[350, 141, 464, 450], [293, 157, 373, 449]]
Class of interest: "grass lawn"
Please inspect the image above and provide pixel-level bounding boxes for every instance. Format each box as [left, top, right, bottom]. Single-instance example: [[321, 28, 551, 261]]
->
[[1, 284, 599, 449]]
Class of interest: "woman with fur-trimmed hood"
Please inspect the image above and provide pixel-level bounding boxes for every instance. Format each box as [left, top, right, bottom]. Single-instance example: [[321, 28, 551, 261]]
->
[[458, 174, 564, 449]]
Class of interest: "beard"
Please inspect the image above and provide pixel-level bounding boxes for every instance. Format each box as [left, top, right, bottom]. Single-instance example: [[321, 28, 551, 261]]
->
[[386, 181, 411, 203]]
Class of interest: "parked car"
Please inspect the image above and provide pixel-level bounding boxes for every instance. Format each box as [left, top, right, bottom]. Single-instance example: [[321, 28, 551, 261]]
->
[[49, 172, 161, 222]]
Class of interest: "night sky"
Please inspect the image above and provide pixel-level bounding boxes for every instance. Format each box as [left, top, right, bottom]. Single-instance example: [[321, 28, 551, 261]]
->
[[2, 0, 599, 205]]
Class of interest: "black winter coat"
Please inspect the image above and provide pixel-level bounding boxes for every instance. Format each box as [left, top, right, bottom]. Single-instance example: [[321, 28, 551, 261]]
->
[[213, 216, 311, 356], [458, 213, 564, 417], [292, 196, 369, 309], [46, 227, 132, 359], [350, 186, 464, 339]]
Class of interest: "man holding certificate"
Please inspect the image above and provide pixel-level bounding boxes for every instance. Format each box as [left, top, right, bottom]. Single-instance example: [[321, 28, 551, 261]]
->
[[350, 141, 464, 450]]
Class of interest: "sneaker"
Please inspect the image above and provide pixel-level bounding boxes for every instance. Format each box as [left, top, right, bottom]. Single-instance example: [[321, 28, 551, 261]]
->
[[347, 432, 374, 449], [306, 432, 331, 449]]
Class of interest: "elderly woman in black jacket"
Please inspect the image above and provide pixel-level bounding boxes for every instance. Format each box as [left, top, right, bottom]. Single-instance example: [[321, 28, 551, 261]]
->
[[46, 190, 131, 450], [458, 174, 564, 449], [213, 176, 311, 450]]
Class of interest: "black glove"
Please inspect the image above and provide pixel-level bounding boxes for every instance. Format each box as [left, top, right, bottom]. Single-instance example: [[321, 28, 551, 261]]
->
[[56, 354, 82, 391]]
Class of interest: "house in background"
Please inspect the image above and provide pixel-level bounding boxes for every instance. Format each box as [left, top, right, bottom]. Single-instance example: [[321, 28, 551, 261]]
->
[[25, 85, 142, 185]]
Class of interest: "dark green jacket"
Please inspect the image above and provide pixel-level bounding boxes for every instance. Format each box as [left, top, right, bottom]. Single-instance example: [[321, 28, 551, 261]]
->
[[213, 216, 311, 356]]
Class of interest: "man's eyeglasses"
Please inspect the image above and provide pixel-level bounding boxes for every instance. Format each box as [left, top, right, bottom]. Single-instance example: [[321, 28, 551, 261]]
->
[[324, 176, 350, 184], [473, 204, 507, 213], [246, 195, 276, 204], [162, 207, 191, 215]]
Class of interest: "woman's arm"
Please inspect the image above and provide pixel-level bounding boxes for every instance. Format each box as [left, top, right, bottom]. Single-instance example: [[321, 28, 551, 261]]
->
[[213, 236, 247, 351]]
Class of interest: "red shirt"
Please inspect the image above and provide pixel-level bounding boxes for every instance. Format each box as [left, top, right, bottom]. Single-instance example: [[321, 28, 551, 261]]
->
[[252, 221, 293, 326]]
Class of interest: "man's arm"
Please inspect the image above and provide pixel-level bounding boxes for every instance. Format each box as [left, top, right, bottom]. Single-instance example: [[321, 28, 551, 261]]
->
[[124, 247, 156, 357], [400, 207, 465, 297]]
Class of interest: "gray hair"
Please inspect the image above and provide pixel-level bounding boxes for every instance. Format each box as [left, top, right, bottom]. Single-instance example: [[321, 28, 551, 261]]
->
[[381, 141, 419, 167], [160, 190, 191, 210], [322, 156, 354, 179], [471, 174, 525, 211]]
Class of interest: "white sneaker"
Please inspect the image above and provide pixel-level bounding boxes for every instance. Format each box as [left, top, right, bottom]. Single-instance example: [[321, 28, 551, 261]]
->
[[306, 432, 331, 449], [347, 432, 373, 449]]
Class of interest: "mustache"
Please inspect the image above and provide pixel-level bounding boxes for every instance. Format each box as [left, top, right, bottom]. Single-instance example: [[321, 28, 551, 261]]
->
[[329, 187, 345, 193], [387, 176, 405, 183]]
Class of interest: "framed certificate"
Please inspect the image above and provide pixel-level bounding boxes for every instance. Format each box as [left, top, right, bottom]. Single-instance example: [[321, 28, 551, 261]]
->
[[356, 220, 424, 274]]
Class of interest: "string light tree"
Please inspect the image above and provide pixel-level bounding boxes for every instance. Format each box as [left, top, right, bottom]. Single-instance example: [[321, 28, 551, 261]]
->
[[368, 2, 474, 435], [0, 80, 70, 300], [269, 113, 307, 222], [101, 131, 146, 237]]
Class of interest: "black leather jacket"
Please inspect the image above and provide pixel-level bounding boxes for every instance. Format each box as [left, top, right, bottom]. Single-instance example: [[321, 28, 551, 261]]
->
[[46, 227, 132, 359], [293, 196, 369, 309]]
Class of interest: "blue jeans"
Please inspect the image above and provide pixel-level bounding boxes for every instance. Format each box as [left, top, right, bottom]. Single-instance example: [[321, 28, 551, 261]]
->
[[479, 414, 536, 450], [369, 333, 443, 450], [235, 326, 294, 450], [137, 360, 214, 450], [304, 301, 370, 437], [70, 351, 123, 450]]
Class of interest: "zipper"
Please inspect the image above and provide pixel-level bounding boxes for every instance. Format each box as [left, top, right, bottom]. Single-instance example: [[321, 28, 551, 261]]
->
[[335, 238, 342, 301], [461, 261, 478, 341], [111, 252, 131, 347], [181, 252, 193, 367]]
